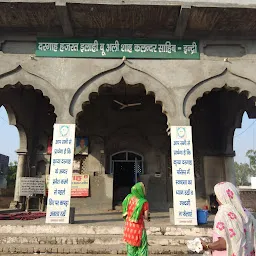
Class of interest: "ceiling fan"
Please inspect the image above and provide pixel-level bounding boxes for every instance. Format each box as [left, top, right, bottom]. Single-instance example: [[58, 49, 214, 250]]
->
[[114, 100, 141, 110], [113, 84, 142, 110]]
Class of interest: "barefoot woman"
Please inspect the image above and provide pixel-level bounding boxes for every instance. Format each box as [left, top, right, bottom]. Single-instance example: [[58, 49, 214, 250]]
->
[[122, 182, 150, 256]]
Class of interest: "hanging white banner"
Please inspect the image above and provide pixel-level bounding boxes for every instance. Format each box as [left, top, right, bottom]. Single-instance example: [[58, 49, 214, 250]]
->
[[46, 124, 76, 224], [171, 126, 197, 225]]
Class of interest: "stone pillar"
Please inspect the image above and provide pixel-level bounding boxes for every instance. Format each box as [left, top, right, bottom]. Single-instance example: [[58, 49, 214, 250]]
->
[[14, 151, 27, 203], [55, 110, 75, 124], [203, 156, 225, 196], [203, 155, 235, 197], [223, 156, 235, 185]]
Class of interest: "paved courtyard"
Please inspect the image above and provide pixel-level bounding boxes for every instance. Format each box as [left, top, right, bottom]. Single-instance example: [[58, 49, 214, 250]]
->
[[0, 210, 214, 227]]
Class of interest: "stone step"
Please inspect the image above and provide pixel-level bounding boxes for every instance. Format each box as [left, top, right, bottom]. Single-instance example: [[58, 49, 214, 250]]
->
[[0, 234, 211, 246], [0, 224, 212, 237], [1, 253, 194, 256], [0, 243, 200, 255], [0, 255, 196, 256]]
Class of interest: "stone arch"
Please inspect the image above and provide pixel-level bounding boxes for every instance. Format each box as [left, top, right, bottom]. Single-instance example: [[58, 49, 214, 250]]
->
[[70, 62, 176, 128], [183, 69, 256, 117], [0, 66, 60, 116], [189, 87, 256, 156], [0, 104, 27, 151]]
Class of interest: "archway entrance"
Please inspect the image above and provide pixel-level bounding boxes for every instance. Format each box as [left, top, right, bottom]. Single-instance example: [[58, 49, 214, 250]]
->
[[0, 83, 56, 206], [111, 151, 143, 206], [189, 86, 256, 208], [75, 79, 170, 211]]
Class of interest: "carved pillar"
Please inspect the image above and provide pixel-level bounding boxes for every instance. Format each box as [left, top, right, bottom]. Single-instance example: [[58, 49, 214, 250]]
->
[[14, 151, 27, 203]]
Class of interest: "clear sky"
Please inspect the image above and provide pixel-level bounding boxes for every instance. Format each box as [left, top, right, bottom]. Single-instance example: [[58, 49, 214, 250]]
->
[[0, 106, 19, 163], [233, 112, 256, 164], [0, 106, 255, 164]]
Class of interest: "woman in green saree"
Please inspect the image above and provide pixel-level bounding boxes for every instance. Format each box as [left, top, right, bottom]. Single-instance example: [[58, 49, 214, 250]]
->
[[122, 182, 150, 256]]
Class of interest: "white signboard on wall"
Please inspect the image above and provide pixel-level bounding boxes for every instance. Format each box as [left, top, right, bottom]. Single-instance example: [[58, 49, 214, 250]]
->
[[171, 126, 197, 226], [46, 124, 76, 224], [20, 177, 45, 196]]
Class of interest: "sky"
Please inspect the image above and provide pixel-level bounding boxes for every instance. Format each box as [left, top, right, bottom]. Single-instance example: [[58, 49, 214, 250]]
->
[[233, 112, 256, 164], [0, 106, 19, 163], [0, 106, 255, 164]]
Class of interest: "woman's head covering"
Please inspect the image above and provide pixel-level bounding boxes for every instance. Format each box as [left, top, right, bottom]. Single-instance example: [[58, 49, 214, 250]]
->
[[213, 182, 255, 255], [131, 182, 146, 199], [122, 182, 147, 222], [214, 181, 248, 223]]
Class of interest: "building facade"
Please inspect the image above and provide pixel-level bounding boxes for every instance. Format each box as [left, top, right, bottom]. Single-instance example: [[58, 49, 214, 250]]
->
[[1, 0, 256, 211]]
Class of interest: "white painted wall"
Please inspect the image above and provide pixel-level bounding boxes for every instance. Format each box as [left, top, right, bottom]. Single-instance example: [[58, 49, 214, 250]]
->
[[251, 177, 256, 189]]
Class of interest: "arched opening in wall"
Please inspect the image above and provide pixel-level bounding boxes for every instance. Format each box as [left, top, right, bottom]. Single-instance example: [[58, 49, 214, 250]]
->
[[0, 83, 56, 206], [75, 79, 170, 210], [189, 86, 256, 209], [0, 105, 19, 208]]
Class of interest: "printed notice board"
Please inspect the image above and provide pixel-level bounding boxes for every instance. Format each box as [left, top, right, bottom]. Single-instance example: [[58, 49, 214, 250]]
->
[[45, 174, 90, 197], [171, 126, 197, 225], [20, 177, 45, 196], [72, 174, 89, 197], [46, 124, 76, 224]]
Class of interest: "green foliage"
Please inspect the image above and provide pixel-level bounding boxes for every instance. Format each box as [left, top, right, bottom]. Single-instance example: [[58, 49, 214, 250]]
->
[[6, 161, 17, 188], [235, 149, 256, 186], [246, 150, 256, 175], [235, 162, 251, 186]]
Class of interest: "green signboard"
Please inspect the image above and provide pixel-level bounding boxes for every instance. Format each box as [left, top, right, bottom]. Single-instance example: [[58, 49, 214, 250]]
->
[[36, 38, 200, 60]]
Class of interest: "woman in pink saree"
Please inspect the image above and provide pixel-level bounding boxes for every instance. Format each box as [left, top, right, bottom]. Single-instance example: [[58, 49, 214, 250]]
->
[[202, 182, 256, 256]]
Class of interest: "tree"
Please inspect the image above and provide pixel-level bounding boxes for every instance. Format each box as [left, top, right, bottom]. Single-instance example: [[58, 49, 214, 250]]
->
[[235, 162, 252, 186], [246, 150, 256, 176], [6, 161, 17, 188]]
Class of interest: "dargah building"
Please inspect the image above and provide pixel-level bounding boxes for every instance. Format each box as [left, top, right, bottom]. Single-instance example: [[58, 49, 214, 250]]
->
[[1, 0, 256, 212]]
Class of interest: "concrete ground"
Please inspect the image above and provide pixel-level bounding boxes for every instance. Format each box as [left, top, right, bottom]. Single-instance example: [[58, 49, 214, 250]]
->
[[0, 210, 215, 227]]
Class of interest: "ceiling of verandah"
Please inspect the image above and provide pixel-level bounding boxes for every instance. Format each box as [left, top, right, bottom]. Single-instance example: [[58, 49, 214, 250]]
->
[[1, 2, 256, 39]]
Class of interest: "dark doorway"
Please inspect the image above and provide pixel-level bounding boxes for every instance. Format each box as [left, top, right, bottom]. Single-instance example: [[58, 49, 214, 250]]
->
[[111, 151, 144, 208], [113, 162, 135, 206]]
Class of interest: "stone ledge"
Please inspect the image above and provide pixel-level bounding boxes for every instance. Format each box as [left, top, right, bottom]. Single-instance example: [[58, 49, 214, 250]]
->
[[0, 243, 195, 255], [165, 226, 212, 237], [0, 224, 212, 235], [0, 234, 211, 246]]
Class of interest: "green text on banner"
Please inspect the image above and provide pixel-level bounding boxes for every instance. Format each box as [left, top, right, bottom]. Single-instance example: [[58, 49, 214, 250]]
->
[[36, 38, 199, 60]]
